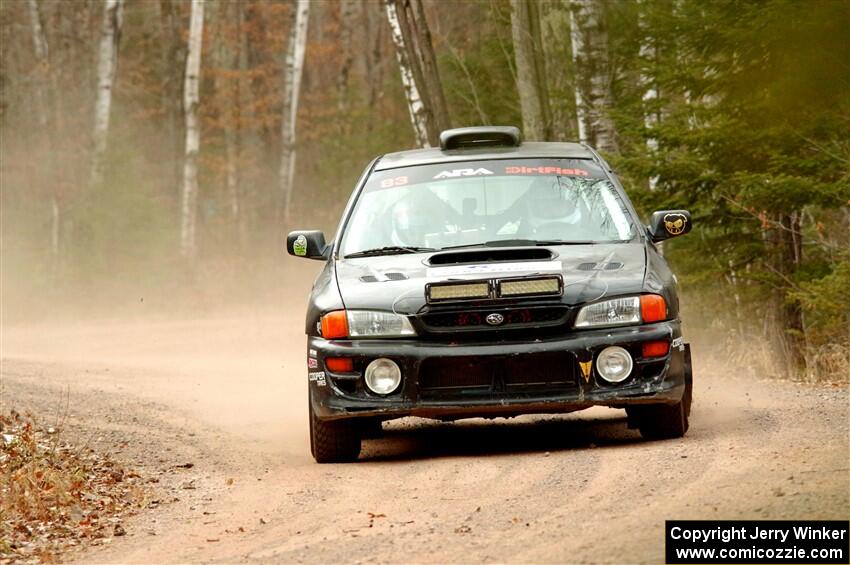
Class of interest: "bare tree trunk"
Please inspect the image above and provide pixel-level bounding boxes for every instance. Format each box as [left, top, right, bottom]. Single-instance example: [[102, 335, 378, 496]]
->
[[637, 0, 658, 189], [337, 0, 355, 114], [570, 0, 617, 153], [280, 0, 310, 222], [569, 4, 589, 144], [364, 0, 385, 131], [180, 0, 204, 259], [385, 0, 429, 146], [406, 0, 450, 135], [27, 0, 63, 273], [776, 213, 807, 371], [385, 0, 450, 147], [90, 0, 124, 188], [159, 0, 185, 190], [510, 0, 551, 141], [212, 0, 240, 224]]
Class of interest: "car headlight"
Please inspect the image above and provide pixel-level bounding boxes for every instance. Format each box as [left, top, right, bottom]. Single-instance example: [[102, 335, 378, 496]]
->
[[346, 310, 416, 338], [573, 295, 667, 328], [574, 296, 641, 328]]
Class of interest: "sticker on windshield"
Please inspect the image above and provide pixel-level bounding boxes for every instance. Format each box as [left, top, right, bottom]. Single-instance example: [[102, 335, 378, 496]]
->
[[505, 166, 589, 176], [426, 261, 562, 278], [380, 175, 408, 188], [433, 168, 494, 179]]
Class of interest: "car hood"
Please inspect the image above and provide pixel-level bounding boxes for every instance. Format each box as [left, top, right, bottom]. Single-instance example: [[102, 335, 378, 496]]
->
[[335, 243, 647, 314]]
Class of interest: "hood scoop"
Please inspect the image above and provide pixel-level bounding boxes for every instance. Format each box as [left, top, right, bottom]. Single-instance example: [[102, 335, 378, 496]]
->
[[428, 248, 553, 266]]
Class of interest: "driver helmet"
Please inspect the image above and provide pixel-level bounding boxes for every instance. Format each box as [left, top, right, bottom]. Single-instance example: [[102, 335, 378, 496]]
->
[[390, 200, 429, 247]]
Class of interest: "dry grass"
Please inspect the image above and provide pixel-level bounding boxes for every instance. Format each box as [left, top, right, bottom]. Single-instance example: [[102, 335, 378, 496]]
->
[[710, 331, 850, 384], [805, 341, 850, 383], [0, 411, 146, 563]]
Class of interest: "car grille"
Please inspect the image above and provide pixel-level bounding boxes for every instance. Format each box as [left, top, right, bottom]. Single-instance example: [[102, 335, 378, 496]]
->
[[419, 305, 569, 332], [419, 351, 576, 397]]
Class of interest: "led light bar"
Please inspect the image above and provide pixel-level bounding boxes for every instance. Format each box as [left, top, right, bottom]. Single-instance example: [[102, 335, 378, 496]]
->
[[497, 276, 562, 297], [427, 281, 491, 302]]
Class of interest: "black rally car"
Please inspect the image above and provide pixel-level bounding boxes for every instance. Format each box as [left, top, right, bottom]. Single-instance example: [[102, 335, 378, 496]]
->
[[288, 126, 693, 463]]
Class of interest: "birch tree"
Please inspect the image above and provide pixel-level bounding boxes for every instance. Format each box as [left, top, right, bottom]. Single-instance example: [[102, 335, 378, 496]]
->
[[89, 0, 125, 188], [385, 0, 450, 147], [180, 0, 204, 258], [637, 0, 658, 189], [570, 0, 618, 153], [280, 0, 310, 221], [510, 0, 552, 141], [386, 0, 429, 147]]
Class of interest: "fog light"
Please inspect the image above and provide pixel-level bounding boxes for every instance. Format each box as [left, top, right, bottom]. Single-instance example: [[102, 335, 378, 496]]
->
[[596, 346, 633, 383], [364, 358, 401, 395]]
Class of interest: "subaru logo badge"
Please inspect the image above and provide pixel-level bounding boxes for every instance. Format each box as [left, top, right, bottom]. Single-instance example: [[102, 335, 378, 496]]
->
[[486, 313, 505, 326]]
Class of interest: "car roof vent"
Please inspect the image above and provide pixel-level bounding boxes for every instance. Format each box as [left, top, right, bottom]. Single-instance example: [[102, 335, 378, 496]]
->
[[439, 126, 522, 151], [359, 275, 379, 283], [384, 272, 408, 281], [577, 262, 597, 271]]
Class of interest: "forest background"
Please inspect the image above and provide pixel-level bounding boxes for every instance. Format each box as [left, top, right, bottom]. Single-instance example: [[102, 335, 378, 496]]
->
[[1, 0, 848, 379]]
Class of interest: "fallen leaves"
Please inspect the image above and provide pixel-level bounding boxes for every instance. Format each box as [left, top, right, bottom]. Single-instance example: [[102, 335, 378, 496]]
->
[[0, 411, 147, 561]]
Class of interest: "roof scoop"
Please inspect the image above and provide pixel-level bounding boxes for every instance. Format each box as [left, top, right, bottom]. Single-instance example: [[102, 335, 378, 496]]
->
[[428, 247, 552, 266], [439, 126, 522, 151]]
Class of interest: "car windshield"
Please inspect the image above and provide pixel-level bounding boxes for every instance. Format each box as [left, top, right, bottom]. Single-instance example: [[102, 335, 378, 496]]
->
[[339, 159, 637, 257]]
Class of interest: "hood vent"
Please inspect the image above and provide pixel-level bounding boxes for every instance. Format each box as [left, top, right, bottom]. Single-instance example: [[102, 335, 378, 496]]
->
[[577, 261, 623, 271], [428, 248, 553, 266], [359, 272, 409, 283]]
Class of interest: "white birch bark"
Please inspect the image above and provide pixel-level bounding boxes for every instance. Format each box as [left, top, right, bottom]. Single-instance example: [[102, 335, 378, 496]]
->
[[569, 5, 589, 144], [90, 0, 125, 188], [180, 0, 205, 258], [570, 0, 617, 153], [385, 0, 429, 148], [638, 1, 658, 189], [280, 0, 310, 221]]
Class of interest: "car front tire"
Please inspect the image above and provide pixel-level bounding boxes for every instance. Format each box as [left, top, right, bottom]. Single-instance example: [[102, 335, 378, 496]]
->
[[629, 345, 693, 440], [309, 396, 361, 463]]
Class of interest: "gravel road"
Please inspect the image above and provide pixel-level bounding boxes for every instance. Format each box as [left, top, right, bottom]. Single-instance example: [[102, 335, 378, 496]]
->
[[2, 298, 847, 563]]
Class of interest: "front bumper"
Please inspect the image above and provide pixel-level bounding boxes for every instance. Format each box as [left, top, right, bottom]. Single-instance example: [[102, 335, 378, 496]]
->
[[308, 321, 687, 421]]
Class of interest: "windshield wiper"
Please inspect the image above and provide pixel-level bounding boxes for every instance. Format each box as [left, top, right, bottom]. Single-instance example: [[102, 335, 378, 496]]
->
[[345, 245, 436, 258], [440, 239, 597, 250]]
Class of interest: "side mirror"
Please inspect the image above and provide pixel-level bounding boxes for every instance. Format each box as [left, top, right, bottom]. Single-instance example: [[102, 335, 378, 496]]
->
[[648, 210, 692, 242], [287, 230, 329, 260]]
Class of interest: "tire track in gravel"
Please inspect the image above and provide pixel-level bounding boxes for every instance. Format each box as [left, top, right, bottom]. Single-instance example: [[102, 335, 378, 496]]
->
[[1, 316, 847, 564]]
